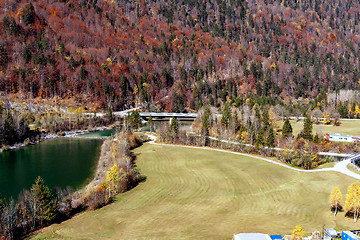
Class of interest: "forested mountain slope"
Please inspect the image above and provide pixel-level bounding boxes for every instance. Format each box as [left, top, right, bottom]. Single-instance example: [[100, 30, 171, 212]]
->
[[0, 0, 359, 113]]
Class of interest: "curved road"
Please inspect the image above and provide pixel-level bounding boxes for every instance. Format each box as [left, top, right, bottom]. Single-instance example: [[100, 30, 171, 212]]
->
[[147, 134, 360, 180]]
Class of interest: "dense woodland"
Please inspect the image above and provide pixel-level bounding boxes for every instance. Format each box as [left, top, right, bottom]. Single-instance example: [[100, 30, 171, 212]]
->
[[1, 0, 360, 115]]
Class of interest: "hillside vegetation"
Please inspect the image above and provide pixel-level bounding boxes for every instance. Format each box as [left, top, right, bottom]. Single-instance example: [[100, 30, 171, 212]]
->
[[33, 143, 360, 239], [1, 0, 360, 114]]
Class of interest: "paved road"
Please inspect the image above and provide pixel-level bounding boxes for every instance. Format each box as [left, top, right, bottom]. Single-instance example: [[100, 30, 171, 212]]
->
[[147, 134, 360, 180]]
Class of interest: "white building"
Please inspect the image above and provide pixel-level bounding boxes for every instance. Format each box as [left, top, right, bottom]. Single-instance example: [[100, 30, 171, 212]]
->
[[328, 133, 358, 143], [233, 233, 272, 240]]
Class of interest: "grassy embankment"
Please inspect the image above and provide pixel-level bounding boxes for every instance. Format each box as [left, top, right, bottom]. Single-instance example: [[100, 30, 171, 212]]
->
[[33, 143, 360, 239]]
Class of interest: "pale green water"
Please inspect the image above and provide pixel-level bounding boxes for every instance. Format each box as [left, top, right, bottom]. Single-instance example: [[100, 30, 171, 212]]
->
[[73, 129, 115, 138], [0, 136, 105, 199]]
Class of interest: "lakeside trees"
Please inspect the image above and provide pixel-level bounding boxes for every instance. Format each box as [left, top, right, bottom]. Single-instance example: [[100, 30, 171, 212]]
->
[[0, 107, 30, 147], [31, 176, 57, 225], [84, 131, 144, 209], [0, 131, 145, 239], [0, 98, 119, 150], [0, 176, 68, 239]]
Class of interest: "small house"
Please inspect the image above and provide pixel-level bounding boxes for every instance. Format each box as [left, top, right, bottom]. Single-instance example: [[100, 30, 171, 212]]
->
[[328, 133, 357, 143]]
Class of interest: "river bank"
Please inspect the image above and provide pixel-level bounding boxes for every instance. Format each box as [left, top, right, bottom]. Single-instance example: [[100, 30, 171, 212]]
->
[[71, 131, 148, 209]]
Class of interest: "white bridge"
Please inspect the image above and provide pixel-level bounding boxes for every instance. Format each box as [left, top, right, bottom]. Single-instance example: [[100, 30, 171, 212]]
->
[[114, 112, 199, 120]]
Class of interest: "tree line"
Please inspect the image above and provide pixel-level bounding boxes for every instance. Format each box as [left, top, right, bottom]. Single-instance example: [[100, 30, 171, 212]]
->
[[0, 100, 31, 148], [0, 98, 120, 150], [0, 176, 72, 239], [157, 104, 334, 169]]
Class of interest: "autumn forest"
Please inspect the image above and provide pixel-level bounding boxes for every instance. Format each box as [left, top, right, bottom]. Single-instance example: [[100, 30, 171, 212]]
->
[[1, 0, 360, 114]]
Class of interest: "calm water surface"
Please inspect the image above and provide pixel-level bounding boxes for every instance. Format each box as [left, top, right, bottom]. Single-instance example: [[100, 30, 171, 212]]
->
[[0, 137, 103, 199]]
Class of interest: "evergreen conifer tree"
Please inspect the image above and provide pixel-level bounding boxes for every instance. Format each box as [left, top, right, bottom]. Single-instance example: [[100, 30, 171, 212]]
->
[[262, 108, 270, 131], [266, 126, 275, 147], [282, 117, 293, 137], [256, 128, 264, 147], [170, 116, 178, 135], [303, 115, 313, 141], [201, 106, 211, 145], [221, 103, 231, 128], [31, 176, 57, 225], [3, 111, 15, 145]]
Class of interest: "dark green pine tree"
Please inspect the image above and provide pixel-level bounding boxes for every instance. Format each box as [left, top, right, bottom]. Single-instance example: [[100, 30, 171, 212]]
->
[[233, 111, 240, 132], [243, 60, 250, 78], [107, 106, 114, 122], [170, 116, 178, 135], [254, 104, 261, 120], [201, 107, 211, 146], [80, 65, 87, 80], [262, 108, 270, 131], [313, 133, 320, 143], [31, 176, 57, 225], [282, 117, 293, 137], [266, 126, 275, 147], [256, 128, 265, 147], [221, 103, 231, 128], [3, 111, 16, 145], [127, 110, 141, 130], [0, 44, 9, 70], [249, 124, 256, 145], [23, 3, 36, 25], [303, 115, 313, 141], [202, 107, 211, 136]]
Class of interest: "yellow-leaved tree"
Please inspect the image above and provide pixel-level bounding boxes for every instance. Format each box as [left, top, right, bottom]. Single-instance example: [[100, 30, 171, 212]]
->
[[344, 183, 360, 222], [0, 99, 4, 114], [355, 105, 360, 116], [291, 225, 305, 240], [329, 186, 342, 216], [106, 163, 120, 198]]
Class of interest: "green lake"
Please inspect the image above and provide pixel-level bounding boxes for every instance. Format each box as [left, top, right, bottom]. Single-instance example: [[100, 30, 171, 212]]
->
[[0, 131, 115, 199]]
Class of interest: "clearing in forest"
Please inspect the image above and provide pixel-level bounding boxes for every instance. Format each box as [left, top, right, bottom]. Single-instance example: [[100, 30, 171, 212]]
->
[[33, 143, 360, 239]]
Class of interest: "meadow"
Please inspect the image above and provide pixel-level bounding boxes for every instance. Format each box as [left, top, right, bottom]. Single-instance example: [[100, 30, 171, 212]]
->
[[290, 119, 360, 136], [33, 143, 360, 239]]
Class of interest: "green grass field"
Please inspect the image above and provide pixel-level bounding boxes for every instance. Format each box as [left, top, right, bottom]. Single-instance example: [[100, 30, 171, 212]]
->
[[290, 119, 360, 136], [33, 144, 360, 240]]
